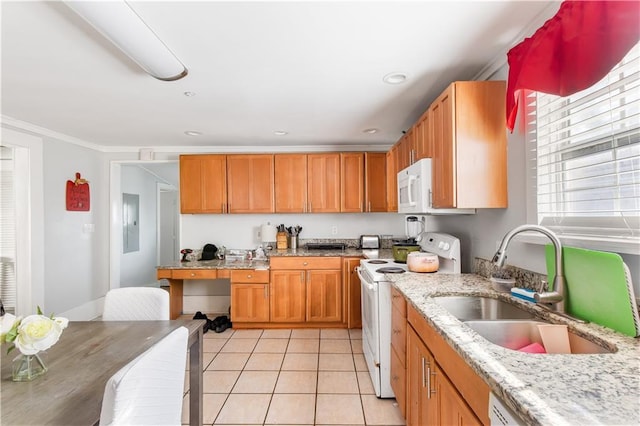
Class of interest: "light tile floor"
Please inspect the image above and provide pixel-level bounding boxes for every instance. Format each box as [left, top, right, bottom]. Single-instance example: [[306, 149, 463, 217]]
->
[[182, 326, 405, 425]]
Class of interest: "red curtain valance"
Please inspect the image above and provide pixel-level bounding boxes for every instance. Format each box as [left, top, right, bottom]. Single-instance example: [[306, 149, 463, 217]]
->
[[506, 0, 640, 132]]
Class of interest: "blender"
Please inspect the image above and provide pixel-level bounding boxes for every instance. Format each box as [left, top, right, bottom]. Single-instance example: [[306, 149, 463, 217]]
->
[[406, 216, 425, 243]]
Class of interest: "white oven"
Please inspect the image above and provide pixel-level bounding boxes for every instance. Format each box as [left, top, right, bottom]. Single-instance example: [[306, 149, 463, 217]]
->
[[357, 232, 461, 398]]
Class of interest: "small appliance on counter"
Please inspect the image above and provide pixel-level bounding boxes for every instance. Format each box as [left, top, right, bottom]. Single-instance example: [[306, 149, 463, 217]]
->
[[360, 235, 380, 249]]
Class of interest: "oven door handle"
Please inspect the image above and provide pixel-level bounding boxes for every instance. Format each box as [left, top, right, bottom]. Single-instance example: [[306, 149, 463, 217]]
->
[[356, 267, 377, 292]]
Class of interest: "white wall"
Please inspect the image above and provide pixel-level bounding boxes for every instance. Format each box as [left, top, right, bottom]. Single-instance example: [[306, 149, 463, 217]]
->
[[120, 165, 161, 287], [180, 213, 406, 250], [42, 137, 109, 316]]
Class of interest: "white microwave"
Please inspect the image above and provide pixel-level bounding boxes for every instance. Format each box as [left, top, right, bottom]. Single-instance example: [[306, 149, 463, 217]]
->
[[397, 158, 475, 215]]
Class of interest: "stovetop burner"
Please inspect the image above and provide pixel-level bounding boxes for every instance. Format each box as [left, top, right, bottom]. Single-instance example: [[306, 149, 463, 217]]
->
[[367, 260, 388, 264], [375, 267, 406, 274]]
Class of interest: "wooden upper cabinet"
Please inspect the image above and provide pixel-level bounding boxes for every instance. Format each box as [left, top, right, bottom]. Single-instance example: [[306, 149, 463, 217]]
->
[[274, 154, 307, 213], [386, 145, 399, 212], [227, 154, 275, 213], [431, 81, 507, 209], [396, 134, 411, 172], [179, 154, 227, 214], [415, 112, 433, 161], [340, 152, 364, 213], [365, 152, 387, 212], [307, 154, 341, 213], [431, 87, 455, 208]]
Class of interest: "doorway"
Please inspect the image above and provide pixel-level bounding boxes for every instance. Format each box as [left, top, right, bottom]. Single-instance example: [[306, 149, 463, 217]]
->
[[110, 161, 179, 290]]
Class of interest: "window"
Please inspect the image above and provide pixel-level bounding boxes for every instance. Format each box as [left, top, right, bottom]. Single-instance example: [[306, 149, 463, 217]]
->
[[0, 145, 16, 314], [527, 42, 640, 251]]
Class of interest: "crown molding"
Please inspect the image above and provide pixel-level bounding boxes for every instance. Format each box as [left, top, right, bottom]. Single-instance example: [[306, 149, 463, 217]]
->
[[473, 1, 561, 81], [1, 114, 106, 152]]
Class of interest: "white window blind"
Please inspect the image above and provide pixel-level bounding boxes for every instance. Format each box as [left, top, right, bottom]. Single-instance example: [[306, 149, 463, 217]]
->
[[0, 145, 17, 313], [527, 42, 640, 244]]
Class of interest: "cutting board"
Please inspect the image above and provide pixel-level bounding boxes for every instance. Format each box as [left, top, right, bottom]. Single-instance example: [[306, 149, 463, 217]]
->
[[545, 245, 640, 337]]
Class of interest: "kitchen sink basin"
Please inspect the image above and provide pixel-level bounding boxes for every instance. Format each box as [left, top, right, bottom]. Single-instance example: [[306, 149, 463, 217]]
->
[[464, 320, 615, 354], [433, 296, 536, 321]]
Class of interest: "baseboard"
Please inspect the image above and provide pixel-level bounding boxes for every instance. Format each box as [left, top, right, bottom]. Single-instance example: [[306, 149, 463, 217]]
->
[[58, 297, 105, 321]]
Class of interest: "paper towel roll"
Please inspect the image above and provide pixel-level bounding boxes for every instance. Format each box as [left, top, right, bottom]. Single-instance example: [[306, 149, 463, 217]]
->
[[261, 223, 277, 242]]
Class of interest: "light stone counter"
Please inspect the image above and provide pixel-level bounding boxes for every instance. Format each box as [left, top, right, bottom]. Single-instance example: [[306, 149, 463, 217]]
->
[[157, 259, 270, 270], [389, 272, 640, 426]]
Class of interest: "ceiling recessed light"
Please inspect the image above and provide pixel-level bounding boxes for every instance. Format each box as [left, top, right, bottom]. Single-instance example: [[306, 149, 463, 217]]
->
[[184, 131, 201, 136], [274, 131, 288, 136], [383, 72, 408, 84], [183, 91, 196, 97], [363, 128, 379, 134]]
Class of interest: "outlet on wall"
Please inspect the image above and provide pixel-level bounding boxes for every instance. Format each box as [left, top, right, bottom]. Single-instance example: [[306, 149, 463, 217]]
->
[[331, 226, 338, 235]]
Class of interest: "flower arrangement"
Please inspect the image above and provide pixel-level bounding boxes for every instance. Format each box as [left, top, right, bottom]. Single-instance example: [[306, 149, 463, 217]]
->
[[1, 307, 68, 355]]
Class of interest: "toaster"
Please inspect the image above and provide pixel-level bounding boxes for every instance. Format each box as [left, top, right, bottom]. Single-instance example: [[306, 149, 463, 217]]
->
[[360, 235, 381, 249]]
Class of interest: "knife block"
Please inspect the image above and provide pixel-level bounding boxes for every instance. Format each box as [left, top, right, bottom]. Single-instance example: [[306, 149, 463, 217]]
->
[[276, 232, 288, 250]]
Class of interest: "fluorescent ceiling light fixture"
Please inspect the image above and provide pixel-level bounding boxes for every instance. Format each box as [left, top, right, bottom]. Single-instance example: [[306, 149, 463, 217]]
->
[[64, 1, 188, 81], [184, 131, 202, 136], [362, 128, 379, 134], [383, 72, 408, 84], [274, 131, 288, 136]]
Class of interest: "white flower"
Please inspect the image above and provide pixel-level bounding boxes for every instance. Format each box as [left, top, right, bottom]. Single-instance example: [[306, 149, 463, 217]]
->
[[1, 313, 18, 340], [13, 314, 68, 355]]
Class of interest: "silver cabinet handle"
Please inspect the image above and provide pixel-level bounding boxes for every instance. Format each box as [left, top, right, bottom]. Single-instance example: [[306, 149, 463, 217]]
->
[[247, 274, 252, 279], [303, 261, 308, 266], [427, 365, 436, 399]]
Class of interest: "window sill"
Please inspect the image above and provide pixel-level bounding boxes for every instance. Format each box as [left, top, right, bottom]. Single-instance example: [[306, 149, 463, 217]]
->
[[514, 232, 640, 256]]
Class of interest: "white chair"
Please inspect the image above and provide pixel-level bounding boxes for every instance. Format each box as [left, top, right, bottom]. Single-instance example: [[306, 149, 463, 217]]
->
[[102, 287, 170, 321], [99, 326, 188, 426]]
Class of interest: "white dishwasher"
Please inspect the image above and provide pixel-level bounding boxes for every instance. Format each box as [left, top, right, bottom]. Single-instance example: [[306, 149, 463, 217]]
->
[[489, 393, 524, 425]]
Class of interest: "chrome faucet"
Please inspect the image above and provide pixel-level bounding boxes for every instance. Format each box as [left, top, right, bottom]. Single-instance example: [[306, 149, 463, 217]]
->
[[492, 225, 566, 313]]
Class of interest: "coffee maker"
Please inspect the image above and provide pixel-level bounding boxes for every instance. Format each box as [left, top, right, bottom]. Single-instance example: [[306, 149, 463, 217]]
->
[[406, 216, 425, 243]]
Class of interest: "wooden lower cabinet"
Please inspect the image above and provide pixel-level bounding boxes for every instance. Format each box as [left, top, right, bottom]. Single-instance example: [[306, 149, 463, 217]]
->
[[307, 270, 342, 322], [270, 270, 306, 322], [269, 257, 343, 325], [391, 287, 407, 416], [230, 283, 269, 323], [230, 270, 270, 323], [343, 257, 362, 328], [404, 301, 489, 426]]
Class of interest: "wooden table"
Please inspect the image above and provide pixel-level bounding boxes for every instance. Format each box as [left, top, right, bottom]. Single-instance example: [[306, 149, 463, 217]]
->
[[1, 320, 204, 426]]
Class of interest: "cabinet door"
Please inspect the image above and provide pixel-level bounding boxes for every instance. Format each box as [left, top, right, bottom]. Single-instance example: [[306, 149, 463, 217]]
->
[[227, 154, 274, 213], [306, 270, 342, 322], [386, 146, 398, 212], [431, 85, 456, 208], [396, 135, 411, 171], [365, 152, 387, 212], [340, 152, 364, 212], [415, 113, 433, 161], [307, 154, 341, 212], [436, 366, 483, 426], [179, 155, 227, 213], [407, 327, 437, 426], [343, 257, 362, 328], [230, 283, 269, 322], [390, 346, 407, 419], [274, 154, 307, 213], [270, 270, 306, 322]]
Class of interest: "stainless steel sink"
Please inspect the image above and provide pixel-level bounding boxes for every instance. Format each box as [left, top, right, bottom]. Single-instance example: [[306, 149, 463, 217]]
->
[[434, 296, 536, 321], [465, 320, 615, 354]]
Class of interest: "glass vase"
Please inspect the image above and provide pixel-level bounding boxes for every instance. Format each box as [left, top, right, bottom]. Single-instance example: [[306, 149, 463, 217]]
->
[[12, 352, 48, 382]]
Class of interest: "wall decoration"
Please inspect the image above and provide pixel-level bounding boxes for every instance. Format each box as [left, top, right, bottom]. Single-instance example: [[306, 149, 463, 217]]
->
[[65, 173, 90, 211]]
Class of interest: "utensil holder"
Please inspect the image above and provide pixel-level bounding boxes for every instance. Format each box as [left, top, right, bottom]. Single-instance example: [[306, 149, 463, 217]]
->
[[288, 235, 298, 250]]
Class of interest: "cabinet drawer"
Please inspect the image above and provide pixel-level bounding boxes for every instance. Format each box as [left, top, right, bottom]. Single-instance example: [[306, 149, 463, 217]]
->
[[391, 304, 407, 364], [390, 345, 407, 418], [391, 286, 406, 316], [157, 269, 172, 279], [270, 256, 341, 270], [172, 269, 218, 280], [230, 269, 269, 283]]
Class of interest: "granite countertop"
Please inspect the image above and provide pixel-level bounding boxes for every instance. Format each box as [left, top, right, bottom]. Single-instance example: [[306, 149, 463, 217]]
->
[[389, 273, 640, 426], [157, 259, 270, 270], [158, 247, 392, 270]]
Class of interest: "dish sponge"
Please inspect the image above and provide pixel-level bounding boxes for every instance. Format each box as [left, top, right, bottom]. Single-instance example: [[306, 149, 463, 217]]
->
[[511, 287, 536, 303]]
